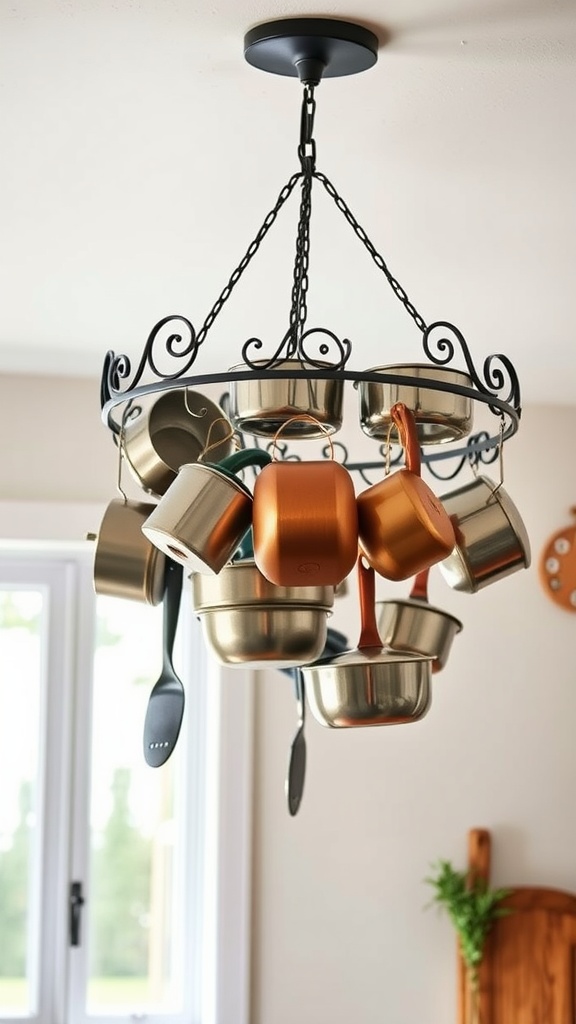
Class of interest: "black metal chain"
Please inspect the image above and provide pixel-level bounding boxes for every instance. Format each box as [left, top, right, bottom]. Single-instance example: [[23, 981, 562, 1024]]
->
[[314, 170, 428, 333], [287, 85, 316, 351], [195, 171, 303, 348], [195, 81, 427, 349]]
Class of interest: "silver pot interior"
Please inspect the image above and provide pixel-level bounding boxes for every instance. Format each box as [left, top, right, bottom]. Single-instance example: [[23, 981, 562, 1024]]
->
[[122, 389, 234, 497]]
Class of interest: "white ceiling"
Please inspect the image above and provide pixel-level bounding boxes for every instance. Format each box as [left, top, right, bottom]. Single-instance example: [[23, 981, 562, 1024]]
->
[[1, 0, 575, 405]]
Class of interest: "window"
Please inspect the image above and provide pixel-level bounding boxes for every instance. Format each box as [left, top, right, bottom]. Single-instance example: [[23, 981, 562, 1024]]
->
[[0, 505, 252, 1024]]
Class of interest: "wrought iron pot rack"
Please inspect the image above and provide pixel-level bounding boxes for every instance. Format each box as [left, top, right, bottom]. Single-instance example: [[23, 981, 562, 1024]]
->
[[100, 17, 521, 484]]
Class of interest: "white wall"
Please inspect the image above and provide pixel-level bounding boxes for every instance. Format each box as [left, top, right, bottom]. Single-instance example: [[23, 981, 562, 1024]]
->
[[2, 373, 576, 1024]]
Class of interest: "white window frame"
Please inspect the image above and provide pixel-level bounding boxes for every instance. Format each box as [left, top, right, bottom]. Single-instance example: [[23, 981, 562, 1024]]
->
[[0, 501, 253, 1024]]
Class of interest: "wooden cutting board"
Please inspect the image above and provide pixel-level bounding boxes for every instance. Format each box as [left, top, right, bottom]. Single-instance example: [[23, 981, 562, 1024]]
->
[[458, 829, 576, 1024]]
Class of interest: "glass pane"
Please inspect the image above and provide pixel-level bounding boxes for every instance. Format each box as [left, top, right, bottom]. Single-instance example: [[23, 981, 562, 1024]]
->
[[0, 588, 45, 1016], [87, 596, 185, 1016]]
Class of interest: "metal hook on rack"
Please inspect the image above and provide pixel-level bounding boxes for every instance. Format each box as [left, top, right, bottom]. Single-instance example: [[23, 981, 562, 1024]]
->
[[184, 388, 208, 419], [384, 420, 395, 478], [491, 416, 506, 495], [115, 418, 129, 504]]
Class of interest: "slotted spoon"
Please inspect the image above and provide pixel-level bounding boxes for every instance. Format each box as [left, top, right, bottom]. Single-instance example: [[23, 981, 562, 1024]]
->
[[143, 560, 185, 767]]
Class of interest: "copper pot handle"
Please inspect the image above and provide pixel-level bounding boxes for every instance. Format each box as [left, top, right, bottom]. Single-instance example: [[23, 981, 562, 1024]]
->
[[409, 567, 430, 603], [357, 555, 383, 649], [270, 415, 334, 461], [390, 402, 421, 476]]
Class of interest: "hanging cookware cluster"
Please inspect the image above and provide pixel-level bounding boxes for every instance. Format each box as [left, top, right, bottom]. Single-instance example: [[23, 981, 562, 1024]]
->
[[90, 369, 531, 775]]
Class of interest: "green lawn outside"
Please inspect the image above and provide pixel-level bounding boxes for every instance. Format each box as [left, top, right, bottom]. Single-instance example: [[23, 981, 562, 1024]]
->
[[0, 976, 153, 1010]]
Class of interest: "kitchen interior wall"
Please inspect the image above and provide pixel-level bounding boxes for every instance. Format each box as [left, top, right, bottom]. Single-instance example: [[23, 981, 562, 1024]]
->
[[2, 372, 575, 1024]]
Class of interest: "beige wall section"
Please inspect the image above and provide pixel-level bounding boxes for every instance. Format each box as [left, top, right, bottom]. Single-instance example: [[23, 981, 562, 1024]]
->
[[0, 373, 117, 503]]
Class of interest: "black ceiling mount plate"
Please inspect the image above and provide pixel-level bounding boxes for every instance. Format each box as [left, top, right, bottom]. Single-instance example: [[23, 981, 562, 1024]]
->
[[244, 18, 378, 85]]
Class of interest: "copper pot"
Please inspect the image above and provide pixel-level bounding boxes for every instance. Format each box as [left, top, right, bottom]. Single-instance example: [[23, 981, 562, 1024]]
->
[[377, 568, 462, 673], [93, 498, 166, 605], [357, 403, 456, 581], [302, 557, 432, 728], [252, 418, 358, 587]]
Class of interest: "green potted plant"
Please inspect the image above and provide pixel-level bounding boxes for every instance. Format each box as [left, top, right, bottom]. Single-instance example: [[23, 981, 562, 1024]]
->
[[426, 859, 511, 1024]]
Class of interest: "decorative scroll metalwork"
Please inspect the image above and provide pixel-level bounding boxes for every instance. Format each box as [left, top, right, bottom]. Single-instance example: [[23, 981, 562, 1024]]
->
[[100, 78, 522, 487], [101, 315, 199, 408], [423, 431, 500, 482], [423, 321, 521, 416], [241, 325, 351, 371]]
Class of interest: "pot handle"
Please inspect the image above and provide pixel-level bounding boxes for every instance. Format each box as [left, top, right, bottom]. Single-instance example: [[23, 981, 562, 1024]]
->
[[233, 528, 254, 561], [216, 447, 272, 474], [409, 567, 430, 603], [270, 415, 334, 460], [357, 554, 383, 649], [390, 402, 421, 477]]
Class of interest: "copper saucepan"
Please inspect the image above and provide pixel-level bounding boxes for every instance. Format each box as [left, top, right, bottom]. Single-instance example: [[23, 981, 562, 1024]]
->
[[252, 416, 358, 587], [302, 557, 432, 728], [357, 402, 456, 582], [377, 567, 462, 673]]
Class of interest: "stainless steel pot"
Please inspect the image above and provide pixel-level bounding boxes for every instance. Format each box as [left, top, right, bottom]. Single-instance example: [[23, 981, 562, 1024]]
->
[[357, 364, 474, 444], [142, 448, 270, 575], [301, 557, 432, 727], [377, 569, 462, 672], [122, 389, 234, 497], [191, 559, 334, 668], [228, 360, 343, 438], [93, 498, 166, 605], [438, 474, 531, 593]]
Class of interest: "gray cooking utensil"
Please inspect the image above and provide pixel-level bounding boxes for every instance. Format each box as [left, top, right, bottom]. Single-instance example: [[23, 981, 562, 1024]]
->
[[286, 669, 307, 816], [143, 560, 185, 767]]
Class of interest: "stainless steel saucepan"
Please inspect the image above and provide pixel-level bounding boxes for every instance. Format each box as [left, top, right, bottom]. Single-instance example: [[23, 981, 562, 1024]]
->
[[357, 363, 474, 444], [438, 474, 531, 593], [93, 497, 166, 605], [191, 559, 334, 669], [302, 557, 432, 728], [377, 568, 462, 672], [122, 389, 234, 497], [228, 359, 344, 438]]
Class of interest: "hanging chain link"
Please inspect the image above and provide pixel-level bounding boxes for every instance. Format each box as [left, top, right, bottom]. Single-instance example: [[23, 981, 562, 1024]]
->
[[314, 170, 428, 333], [287, 85, 316, 352], [195, 172, 303, 348], [195, 80, 427, 350]]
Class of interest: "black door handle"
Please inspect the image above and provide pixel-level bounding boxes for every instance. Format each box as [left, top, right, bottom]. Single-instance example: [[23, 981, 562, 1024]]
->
[[69, 881, 85, 947]]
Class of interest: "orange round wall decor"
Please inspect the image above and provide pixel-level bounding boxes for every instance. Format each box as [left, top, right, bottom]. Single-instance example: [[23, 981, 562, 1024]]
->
[[539, 508, 576, 612]]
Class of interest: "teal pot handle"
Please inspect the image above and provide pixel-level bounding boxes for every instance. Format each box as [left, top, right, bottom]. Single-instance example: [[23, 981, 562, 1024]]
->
[[233, 529, 255, 562], [211, 447, 271, 480]]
